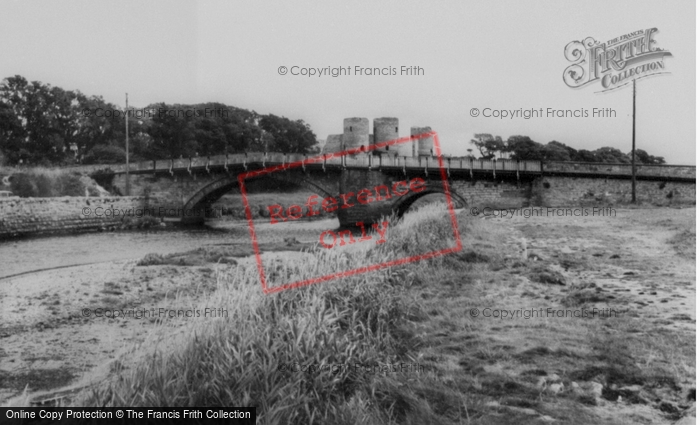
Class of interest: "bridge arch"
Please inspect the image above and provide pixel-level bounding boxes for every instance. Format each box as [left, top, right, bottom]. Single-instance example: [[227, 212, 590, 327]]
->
[[181, 172, 338, 220], [390, 182, 467, 218]]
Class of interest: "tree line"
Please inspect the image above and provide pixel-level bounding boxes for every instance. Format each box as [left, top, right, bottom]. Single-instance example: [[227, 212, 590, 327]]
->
[[469, 134, 665, 164], [0, 75, 319, 166]]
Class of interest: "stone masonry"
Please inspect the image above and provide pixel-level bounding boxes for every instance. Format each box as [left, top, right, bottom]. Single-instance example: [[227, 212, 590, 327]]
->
[[0, 196, 146, 239]]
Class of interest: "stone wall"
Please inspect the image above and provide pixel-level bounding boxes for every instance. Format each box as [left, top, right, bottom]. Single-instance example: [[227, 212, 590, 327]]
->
[[448, 176, 695, 209], [111, 173, 219, 218], [0, 196, 146, 239], [533, 176, 695, 207], [451, 179, 532, 208]]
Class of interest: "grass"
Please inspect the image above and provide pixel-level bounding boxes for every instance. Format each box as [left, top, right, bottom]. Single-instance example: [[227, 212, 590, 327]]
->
[[0, 369, 78, 393], [76, 205, 457, 423], [135, 240, 318, 267], [668, 229, 696, 260], [137, 249, 239, 267], [72, 204, 694, 424]]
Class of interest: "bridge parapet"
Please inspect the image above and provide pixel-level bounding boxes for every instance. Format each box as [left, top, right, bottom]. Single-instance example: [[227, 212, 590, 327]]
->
[[190, 157, 205, 168], [288, 153, 307, 163], [172, 158, 189, 169], [324, 156, 343, 166], [208, 155, 226, 167], [111, 164, 127, 173], [229, 153, 247, 165], [344, 156, 370, 168], [267, 153, 285, 163], [133, 160, 151, 172], [155, 159, 171, 170], [543, 162, 695, 179], [520, 161, 542, 171], [63, 153, 694, 182], [248, 153, 265, 163]]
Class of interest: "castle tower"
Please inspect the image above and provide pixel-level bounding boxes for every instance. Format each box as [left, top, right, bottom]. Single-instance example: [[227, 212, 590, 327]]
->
[[411, 126, 433, 157], [372, 117, 399, 156], [342, 118, 369, 153]]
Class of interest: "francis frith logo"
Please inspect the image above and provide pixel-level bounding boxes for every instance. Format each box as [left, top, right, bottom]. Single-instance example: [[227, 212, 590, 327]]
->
[[563, 28, 672, 92]]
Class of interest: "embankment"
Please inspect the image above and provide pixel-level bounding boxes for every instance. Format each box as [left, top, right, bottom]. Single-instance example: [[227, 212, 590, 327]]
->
[[0, 196, 147, 239]]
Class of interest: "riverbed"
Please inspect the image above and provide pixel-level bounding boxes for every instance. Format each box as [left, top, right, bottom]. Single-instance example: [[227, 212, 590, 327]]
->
[[0, 216, 340, 405], [0, 218, 339, 280]]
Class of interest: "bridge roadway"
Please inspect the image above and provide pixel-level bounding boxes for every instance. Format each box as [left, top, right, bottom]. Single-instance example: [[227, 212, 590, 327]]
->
[[69, 152, 696, 181]]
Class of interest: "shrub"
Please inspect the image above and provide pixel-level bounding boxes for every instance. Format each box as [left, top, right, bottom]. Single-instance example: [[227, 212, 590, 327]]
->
[[35, 174, 54, 197], [55, 173, 85, 196], [136, 253, 166, 266], [10, 173, 36, 197]]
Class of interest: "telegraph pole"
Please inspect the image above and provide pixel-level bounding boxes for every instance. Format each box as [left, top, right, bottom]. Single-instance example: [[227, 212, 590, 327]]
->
[[631, 80, 636, 203], [125, 93, 130, 196]]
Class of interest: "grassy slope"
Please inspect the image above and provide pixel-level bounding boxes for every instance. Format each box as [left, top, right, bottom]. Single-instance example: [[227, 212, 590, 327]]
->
[[76, 205, 694, 424]]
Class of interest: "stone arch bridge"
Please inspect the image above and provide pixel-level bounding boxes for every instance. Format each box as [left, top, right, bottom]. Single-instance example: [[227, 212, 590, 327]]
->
[[103, 153, 478, 227], [81, 152, 695, 227]]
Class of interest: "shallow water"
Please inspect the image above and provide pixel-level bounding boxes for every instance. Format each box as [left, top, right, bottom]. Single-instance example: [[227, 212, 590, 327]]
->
[[0, 218, 339, 279]]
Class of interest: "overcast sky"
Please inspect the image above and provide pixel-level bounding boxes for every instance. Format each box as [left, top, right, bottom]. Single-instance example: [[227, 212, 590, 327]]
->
[[1, 0, 695, 164]]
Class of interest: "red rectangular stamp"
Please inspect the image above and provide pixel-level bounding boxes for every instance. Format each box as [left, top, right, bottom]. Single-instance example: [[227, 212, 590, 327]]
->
[[238, 131, 463, 294]]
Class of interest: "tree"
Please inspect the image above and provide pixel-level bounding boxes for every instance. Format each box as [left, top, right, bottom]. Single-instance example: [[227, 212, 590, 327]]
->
[[506, 136, 545, 160], [0, 75, 124, 165], [543, 141, 576, 161], [18, 79, 67, 164], [308, 139, 323, 154], [82, 145, 126, 164], [147, 102, 197, 158], [73, 93, 125, 160], [0, 96, 25, 164], [470, 133, 504, 159], [142, 103, 261, 157], [223, 107, 261, 153], [576, 149, 599, 162], [630, 149, 665, 165], [594, 147, 630, 163], [258, 115, 317, 153], [194, 117, 227, 157], [0, 76, 323, 163]]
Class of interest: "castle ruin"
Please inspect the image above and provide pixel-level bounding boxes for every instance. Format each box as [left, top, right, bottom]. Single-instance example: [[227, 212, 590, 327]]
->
[[321, 117, 433, 158]]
